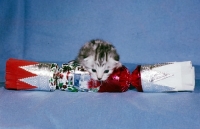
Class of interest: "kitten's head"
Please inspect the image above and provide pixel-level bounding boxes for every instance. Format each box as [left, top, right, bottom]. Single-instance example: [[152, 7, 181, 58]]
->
[[76, 39, 122, 81], [83, 55, 121, 81]]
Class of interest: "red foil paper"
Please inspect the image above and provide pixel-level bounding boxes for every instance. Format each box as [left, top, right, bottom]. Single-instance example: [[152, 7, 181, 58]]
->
[[88, 66, 133, 92]]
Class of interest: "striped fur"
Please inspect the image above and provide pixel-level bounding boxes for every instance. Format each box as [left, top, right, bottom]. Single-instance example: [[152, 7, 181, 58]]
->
[[75, 39, 122, 81]]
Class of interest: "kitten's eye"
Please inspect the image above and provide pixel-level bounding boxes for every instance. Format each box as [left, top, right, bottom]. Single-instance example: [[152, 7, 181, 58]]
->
[[92, 69, 96, 72], [104, 70, 109, 73]]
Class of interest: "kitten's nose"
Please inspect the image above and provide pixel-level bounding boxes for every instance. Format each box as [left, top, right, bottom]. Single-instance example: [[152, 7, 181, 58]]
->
[[98, 78, 102, 81]]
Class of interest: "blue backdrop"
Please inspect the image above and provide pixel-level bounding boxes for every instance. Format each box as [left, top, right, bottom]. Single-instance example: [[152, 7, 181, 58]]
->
[[1, 1, 200, 129], [0, 0, 200, 82]]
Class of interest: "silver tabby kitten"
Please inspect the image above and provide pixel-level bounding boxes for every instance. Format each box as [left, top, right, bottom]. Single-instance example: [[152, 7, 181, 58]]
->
[[75, 39, 122, 81]]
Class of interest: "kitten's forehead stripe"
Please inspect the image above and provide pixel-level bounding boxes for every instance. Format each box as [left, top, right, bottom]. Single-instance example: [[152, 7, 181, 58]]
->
[[94, 41, 111, 65], [95, 43, 100, 61]]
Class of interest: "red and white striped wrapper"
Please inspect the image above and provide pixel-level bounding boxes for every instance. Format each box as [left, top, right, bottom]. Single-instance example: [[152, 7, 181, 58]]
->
[[5, 58, 57, 91]]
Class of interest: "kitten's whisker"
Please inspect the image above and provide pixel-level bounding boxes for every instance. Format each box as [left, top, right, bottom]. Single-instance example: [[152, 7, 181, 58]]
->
[[98, 80, 103, 87]]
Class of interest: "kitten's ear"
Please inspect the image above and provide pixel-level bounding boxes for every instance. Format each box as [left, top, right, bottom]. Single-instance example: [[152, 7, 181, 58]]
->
[[83, 56, 91, 63], [115, 61, 122, 68], [84, 57, 89, 62], [83, 56, 94, 63]]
